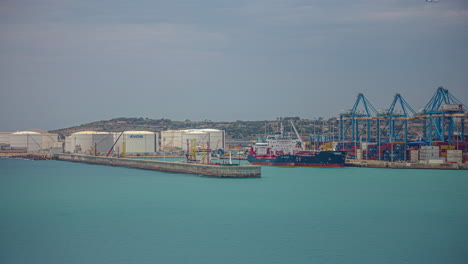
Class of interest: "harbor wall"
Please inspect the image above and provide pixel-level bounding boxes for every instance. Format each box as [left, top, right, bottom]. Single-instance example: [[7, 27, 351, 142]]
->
[[346, 159, 468, 170], [55, 154, 261, 178]]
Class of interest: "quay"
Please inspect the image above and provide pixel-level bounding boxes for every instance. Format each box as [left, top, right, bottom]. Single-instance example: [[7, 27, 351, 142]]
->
[[55, 154, 261, 178], [1, 152, 261, 177], [346, 159, 468, 170]]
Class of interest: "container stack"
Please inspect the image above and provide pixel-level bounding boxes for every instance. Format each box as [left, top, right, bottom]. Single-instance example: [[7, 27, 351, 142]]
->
[[356, 149, 362, 160], [381, 143, 406, 161], [463, 153, 468, 163], [410, 150, 419, 162], [447, 150, 462, 163], [420, 146, 441, 161]]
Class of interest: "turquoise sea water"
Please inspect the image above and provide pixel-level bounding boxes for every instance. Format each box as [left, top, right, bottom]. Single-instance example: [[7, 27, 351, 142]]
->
[[1, 158, 467, 264]]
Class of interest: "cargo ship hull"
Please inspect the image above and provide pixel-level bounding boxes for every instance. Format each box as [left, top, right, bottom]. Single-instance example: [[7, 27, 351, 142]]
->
[[247, 154, 296, 167], [247, 151, 347, 167]]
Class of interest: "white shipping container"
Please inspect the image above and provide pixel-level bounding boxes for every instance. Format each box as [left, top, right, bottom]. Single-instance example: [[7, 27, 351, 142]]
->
[[361, 143, 368, 151], [447, 150, 463, 156], [447, 158, 462, 163], [420, 154, 440, 161], [441, 104, 462, 112], [420, 150, 439, 154], [421, 146, 439, 150]]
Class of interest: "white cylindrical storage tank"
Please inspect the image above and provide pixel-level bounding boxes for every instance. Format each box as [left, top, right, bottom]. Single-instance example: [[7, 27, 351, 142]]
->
[[199, 129, 225, 150], [161, 129, 192, 150], [0, 132, 11, 145], [114, 131, 157, 155], [71, 131, 96, 154], [9, 131, 42, 151], [41, 133, 59, 149], [182, 131, 209, 152], [93, 132, 114, 155], [65, 136, 73, 153]]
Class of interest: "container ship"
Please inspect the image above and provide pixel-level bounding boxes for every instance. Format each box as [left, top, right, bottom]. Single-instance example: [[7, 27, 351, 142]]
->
[[247, 123, 347, 167]]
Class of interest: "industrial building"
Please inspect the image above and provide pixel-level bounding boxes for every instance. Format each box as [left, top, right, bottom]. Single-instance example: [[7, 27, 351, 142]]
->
[[161, 129, 225, 152], [113, 131, 159, 155], [65, 131, 114, 155]]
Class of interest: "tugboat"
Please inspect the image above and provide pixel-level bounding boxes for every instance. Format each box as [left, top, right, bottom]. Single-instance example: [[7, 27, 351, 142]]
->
[[247, 122, 347, 167]]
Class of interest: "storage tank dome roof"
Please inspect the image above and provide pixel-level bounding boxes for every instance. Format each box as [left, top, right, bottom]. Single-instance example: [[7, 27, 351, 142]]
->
[[186, 131, 207, 134], [73, 131, 97, 135], [13, 131, 41, 135], [124, 131, 154, 134], [26, 129, 48, 134], [199, 129, 221, 132]]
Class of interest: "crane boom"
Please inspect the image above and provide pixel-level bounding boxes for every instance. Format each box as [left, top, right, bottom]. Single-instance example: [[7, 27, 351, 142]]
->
[[290, 121, 304, 150]]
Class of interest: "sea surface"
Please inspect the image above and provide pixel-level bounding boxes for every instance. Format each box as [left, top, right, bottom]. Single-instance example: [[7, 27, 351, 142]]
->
[[1, 158, 467, 264]]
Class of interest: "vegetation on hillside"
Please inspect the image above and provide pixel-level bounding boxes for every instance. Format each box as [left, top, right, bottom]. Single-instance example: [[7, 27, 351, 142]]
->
[[50, 116, 423, 141]]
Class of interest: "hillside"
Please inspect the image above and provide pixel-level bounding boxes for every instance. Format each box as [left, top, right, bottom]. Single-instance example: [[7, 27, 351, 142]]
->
[[49, 117, 325, 139], [49, 117, 423, 141]]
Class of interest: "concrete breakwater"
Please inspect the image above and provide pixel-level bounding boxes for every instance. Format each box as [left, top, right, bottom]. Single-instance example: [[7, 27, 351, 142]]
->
[[55, 154, 261, 178], [346, 160, 468, 170], [1, 152, 56, 160]]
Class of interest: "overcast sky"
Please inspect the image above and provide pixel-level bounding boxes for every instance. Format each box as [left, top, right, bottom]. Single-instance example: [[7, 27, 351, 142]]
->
[[1, 0, 467, 131]]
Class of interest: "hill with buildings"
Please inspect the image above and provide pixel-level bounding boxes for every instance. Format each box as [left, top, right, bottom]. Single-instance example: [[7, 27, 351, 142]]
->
[[49, 116, 423, 141]]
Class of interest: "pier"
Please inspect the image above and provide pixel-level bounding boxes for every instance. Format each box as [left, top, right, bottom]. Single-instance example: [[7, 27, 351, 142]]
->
[[55, 154, 261, 178]]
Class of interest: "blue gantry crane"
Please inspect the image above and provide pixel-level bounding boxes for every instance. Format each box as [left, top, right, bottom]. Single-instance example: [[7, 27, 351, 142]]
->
[[417, 87, 467, 145], [339, 93, 378, 144], [377, 93, 416, 144]]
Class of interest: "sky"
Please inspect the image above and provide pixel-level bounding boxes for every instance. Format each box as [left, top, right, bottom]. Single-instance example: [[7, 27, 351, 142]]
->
[[0, 0, 467, 131]]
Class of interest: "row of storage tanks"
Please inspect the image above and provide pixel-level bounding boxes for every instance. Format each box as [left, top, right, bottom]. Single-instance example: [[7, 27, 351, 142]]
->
[[0, 131, 61, 152], [0, 129, 225, 155], [66, 129, 225, 155], [64, 131, 158, 155], [161, 129, 225, 151]]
